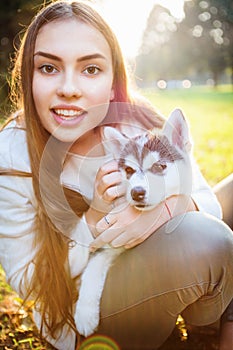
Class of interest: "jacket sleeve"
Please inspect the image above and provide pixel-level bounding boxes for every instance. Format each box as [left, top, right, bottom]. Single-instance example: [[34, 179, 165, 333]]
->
[[0, 173, 37, 298], [0, 172, 95, 298], [191, 157, 222, 219]]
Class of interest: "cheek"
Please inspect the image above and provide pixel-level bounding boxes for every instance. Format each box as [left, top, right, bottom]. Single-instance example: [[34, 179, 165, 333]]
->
[[87, 103, 110, 128], [85, 81, 113, 123], [86, 77, 113, 103], [33, 71, 57, 99], [32, 76, 55, 133], [32, 75, 47, 110]]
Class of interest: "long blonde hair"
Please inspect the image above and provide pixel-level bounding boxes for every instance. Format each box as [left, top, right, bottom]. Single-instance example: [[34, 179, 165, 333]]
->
[[2, 0, 164, 339]]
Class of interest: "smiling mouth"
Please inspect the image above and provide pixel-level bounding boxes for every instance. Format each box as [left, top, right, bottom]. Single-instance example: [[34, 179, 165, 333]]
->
[[53, 109, 85, 120]]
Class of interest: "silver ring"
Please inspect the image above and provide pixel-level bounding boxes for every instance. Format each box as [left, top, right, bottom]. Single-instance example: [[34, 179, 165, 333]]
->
[[104, 215, 110, 225]]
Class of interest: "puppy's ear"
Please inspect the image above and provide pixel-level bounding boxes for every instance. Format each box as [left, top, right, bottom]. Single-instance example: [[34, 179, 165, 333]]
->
[[103, 127, 129, 158], [162, 109, 192, 152]]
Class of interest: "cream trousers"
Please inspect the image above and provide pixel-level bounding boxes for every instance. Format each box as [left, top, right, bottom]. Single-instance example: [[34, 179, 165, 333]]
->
[[96, 211, 233, 349]]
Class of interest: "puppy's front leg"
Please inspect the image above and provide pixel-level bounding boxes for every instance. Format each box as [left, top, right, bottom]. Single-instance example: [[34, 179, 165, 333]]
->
[[75, 247, 122, 337]]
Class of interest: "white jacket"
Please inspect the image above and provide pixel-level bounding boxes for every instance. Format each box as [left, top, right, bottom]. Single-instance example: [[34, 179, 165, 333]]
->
[[0, 123, 222, 349]]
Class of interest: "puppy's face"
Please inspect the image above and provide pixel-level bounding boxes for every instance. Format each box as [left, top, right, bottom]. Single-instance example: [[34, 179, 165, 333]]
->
[[118, 134, 190, 210], [104, 109, 193, 210]]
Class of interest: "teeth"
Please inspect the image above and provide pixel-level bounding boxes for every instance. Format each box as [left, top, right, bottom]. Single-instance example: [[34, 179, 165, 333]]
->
[[54, 109, 84, 119]]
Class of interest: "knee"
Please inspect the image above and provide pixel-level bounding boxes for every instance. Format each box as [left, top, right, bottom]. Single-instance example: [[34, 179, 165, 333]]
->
[[164, 211, 232, 244], [167, 212, 233, 262], [157, 211, 233, 270]]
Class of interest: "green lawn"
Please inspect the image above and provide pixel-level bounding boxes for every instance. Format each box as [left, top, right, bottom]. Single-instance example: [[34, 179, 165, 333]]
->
[[142, 85, 233, 186]]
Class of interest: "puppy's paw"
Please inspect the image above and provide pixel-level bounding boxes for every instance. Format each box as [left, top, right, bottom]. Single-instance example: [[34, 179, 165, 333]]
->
[[75, 301, 100, 337]]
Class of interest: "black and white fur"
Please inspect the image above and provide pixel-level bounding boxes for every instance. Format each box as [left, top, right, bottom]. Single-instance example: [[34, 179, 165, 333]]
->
[[75, 109, 193, 336]]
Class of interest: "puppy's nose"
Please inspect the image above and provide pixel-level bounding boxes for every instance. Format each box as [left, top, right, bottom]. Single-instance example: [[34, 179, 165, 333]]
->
[[131, 186, 146, 202]]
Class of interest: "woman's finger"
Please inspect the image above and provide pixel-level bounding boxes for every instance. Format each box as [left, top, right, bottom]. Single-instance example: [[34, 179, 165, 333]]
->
[[95, 160, 119, 181], [124, 232, 153, 249], [103, 182, 126, 202], [95, 213, 116, 232], [89, 227, 121, 253], [110, 230, 143, 248]]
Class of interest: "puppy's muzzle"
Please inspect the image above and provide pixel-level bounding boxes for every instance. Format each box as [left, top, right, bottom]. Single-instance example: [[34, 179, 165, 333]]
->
[[131, 186, 146, 202]]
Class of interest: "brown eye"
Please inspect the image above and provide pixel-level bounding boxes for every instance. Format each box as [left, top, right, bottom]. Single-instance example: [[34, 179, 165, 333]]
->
[[124, 166, 135, 178], [83, 65, 100, 75], [40, 64, 57, 74], [150, 162, 167, 173], [160, 164, 167, 170]]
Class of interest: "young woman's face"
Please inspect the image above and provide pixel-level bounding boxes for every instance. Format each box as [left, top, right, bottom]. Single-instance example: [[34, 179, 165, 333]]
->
[[33, 19, 114, 143]]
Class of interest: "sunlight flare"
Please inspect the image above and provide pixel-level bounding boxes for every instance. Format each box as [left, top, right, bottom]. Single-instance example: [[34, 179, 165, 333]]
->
[[96, 0, 185, 57]]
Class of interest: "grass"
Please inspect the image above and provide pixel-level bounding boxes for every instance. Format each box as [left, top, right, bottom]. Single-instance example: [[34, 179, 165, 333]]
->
[[0, 85, 233, 349], [142, 84, 233, 186]]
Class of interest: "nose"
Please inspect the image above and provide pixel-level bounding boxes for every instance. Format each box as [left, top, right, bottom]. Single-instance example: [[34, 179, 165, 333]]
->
[[57, 71, 81, 98], [131, 186, 146, 202]]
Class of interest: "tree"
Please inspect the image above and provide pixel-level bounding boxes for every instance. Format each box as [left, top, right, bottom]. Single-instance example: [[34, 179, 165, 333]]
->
[[0, 0, 49, 114], [211, 0, 233, 84], [178, 0, 233, 85], [135, 5, 182, 86], [135, 0, 233, 87]]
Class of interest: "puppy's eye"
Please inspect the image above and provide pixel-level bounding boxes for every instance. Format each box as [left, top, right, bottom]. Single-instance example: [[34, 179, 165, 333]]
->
[[150, 162, 167, 173], [124, 166, 136, 178]]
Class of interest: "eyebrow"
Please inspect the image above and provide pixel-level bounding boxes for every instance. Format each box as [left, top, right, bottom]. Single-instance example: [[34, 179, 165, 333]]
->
[[34, 51, 106, 62]]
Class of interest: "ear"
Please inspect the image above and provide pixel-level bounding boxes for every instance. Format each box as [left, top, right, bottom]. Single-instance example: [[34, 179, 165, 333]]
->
[[103, 127, 129, 157], [162, 109, 192, 152]]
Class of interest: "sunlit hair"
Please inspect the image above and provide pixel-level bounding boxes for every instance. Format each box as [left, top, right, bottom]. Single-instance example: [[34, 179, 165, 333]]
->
[[1, 0, 165, 340]]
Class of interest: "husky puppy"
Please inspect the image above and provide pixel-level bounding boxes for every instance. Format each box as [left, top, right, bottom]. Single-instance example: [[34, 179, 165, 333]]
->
[[75, 109, 193, 336]]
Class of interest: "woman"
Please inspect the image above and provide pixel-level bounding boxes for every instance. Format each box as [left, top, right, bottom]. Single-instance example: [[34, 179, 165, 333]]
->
[[0, 1, 232, 349]]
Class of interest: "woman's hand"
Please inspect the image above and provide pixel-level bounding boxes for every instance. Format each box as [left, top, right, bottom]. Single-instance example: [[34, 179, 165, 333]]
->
[[91, 160, 124, 212], [85, 160, 125, 235], [89, 194, 197, 252]]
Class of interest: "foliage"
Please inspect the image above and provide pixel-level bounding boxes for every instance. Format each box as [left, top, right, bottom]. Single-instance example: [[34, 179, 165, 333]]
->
[[0, 0, 50, 115], [177, 0, 233, 84], [0, 267, 55, 349], [135, 0, 233, 86], [136, 5, 182, 83]]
